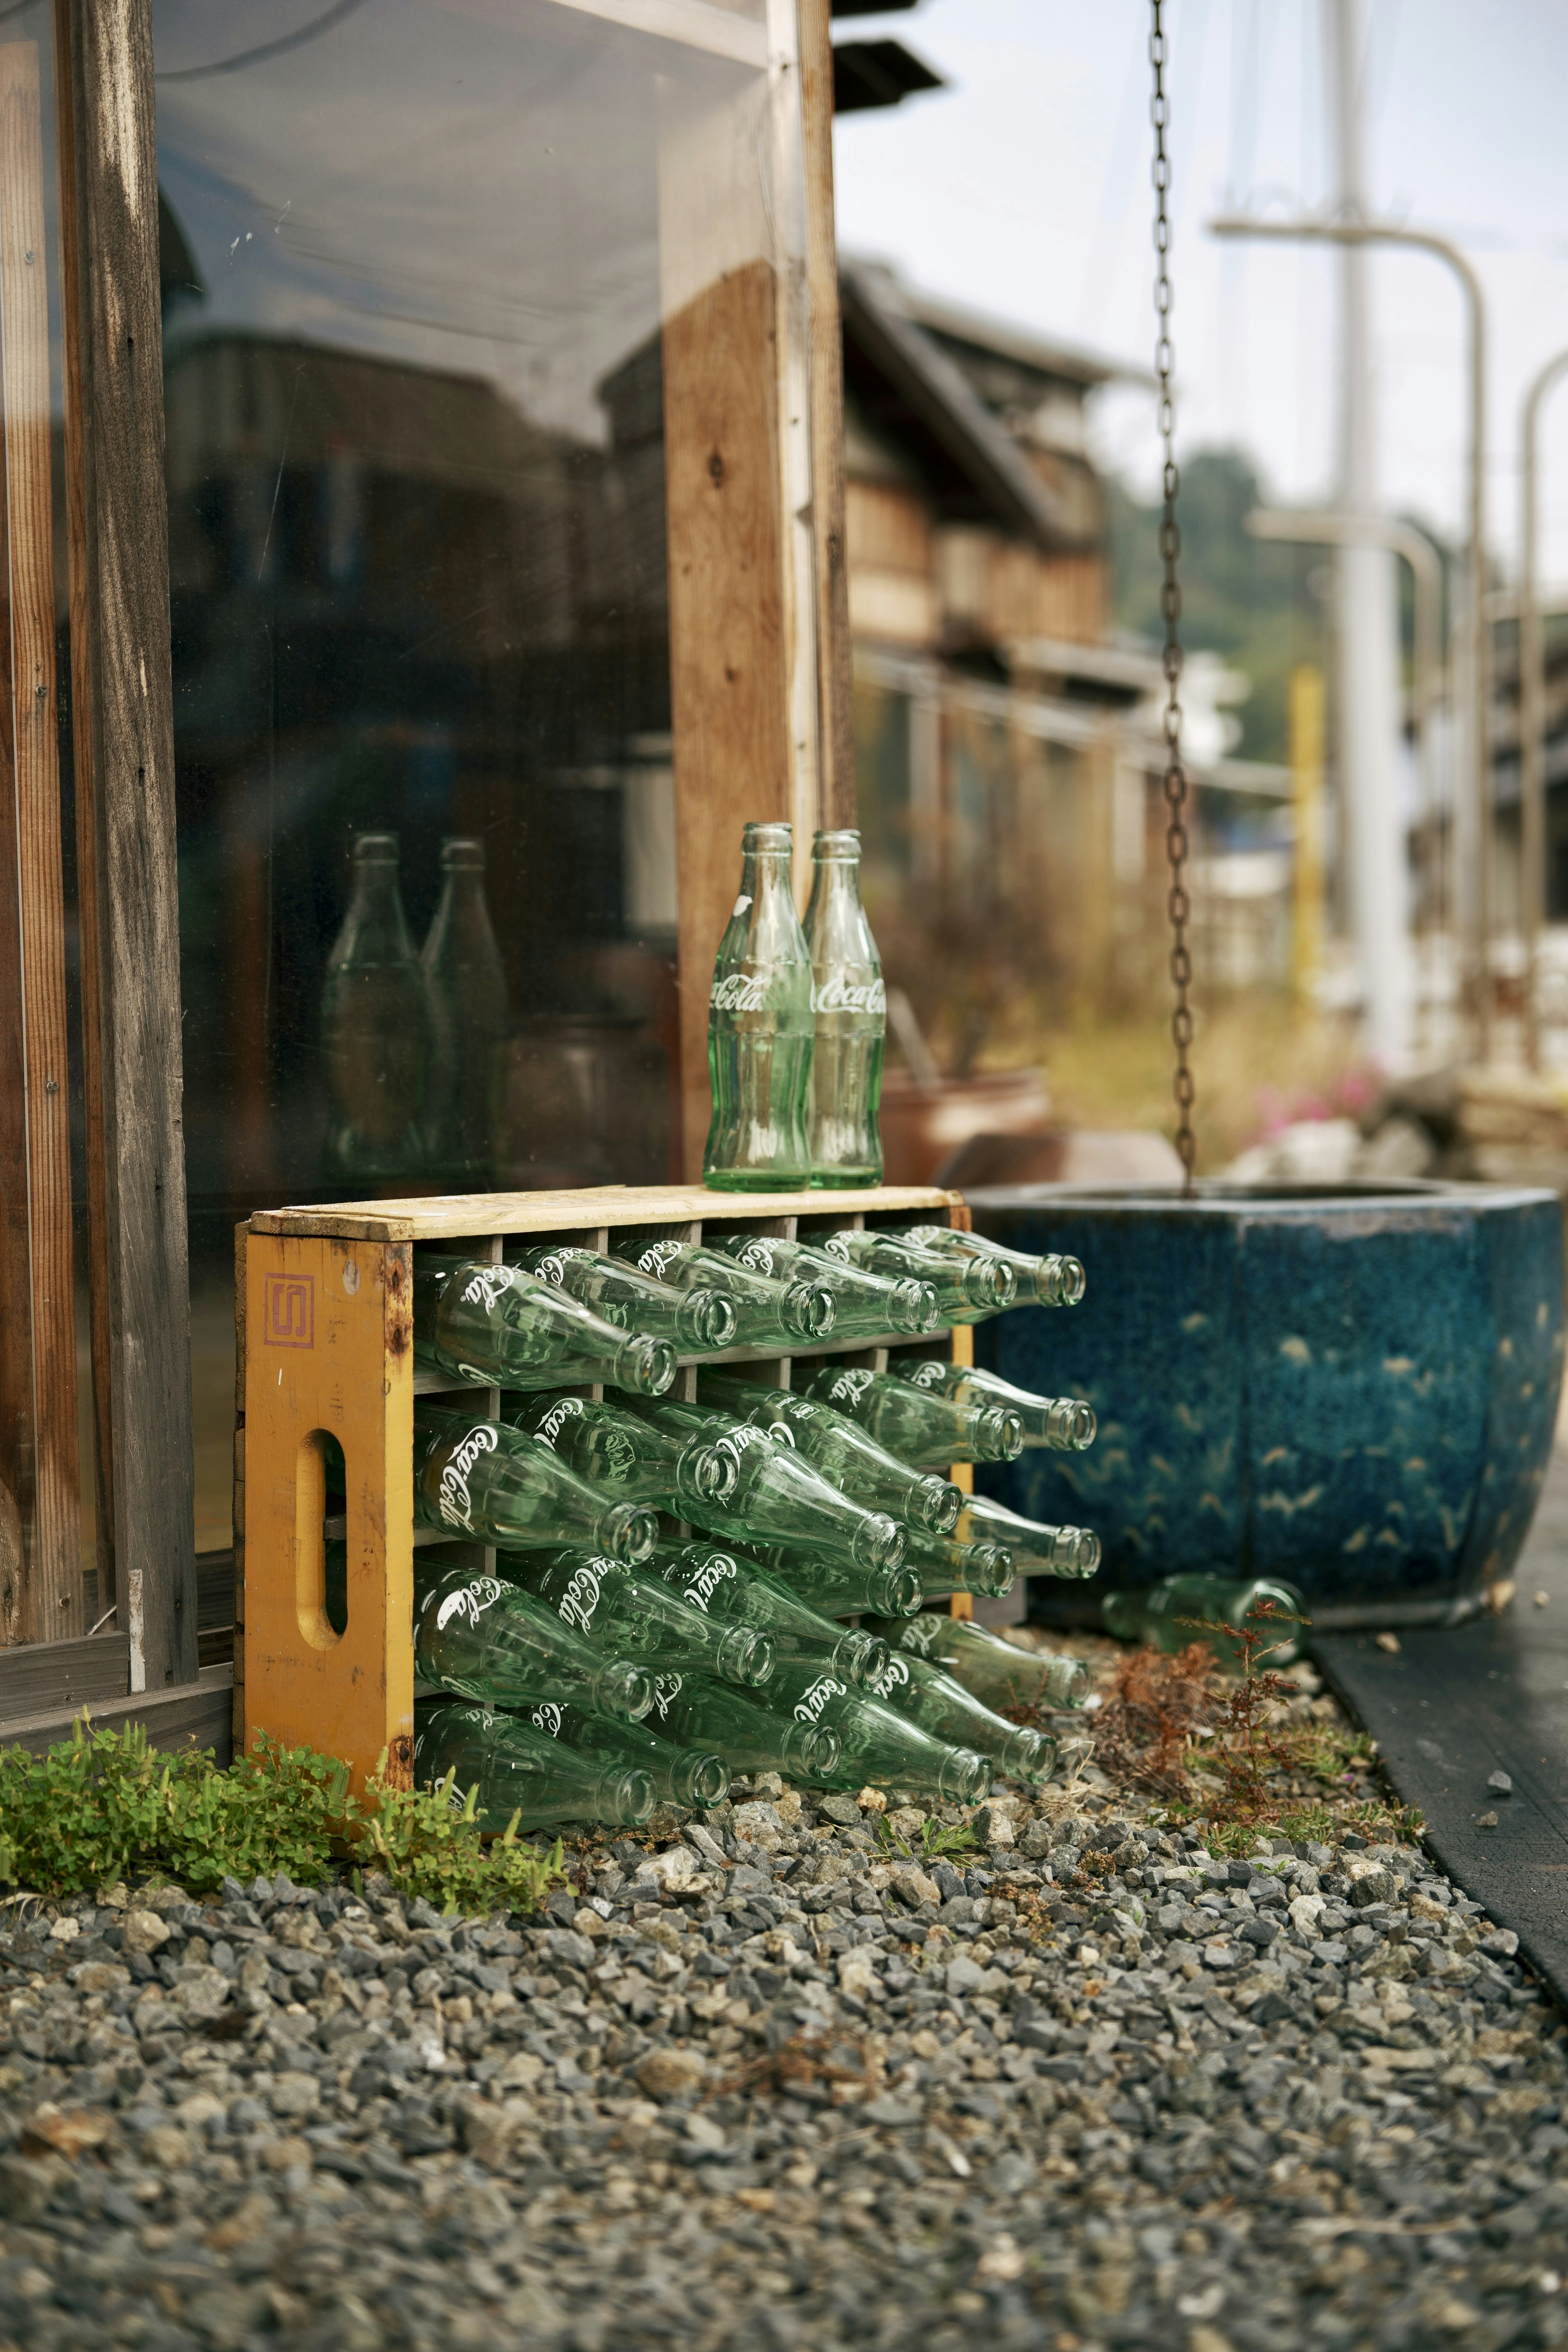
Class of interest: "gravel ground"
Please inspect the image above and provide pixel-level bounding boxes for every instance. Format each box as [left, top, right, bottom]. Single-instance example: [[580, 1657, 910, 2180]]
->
[[0, 1673, 1566, 2351]]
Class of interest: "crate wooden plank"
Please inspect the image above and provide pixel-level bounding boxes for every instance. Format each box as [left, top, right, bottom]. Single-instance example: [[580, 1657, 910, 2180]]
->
[[0, 1665, 232, 1760], [249, 1184, 958, 1244], [0, 1628, 127, 1715]]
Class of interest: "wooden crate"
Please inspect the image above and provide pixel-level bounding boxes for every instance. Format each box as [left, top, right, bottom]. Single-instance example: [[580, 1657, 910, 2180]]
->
[[235, 1183, 972, 1795]]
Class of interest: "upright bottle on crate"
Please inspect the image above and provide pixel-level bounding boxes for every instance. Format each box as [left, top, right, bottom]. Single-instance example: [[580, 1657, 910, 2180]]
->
[[704, 821, 813, 1190], [321, 832, 436, 1185], [421, 837, 509, 1187], [804, 829, 884, 1188]]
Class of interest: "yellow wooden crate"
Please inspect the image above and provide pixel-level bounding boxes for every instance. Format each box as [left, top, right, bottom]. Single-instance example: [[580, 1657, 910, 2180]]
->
[[234, 1184, 973, 1795]]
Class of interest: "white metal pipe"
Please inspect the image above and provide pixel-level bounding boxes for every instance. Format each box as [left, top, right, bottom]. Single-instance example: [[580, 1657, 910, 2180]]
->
[[1520, 349, 1568, 1067]]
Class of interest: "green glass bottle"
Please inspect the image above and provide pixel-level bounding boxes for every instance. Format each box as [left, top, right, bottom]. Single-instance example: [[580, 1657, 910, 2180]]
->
[[802, 1363, 1022, 1467], [646, 1539, 889, 1690], [615, 1393, 904, 1573], [414, 1700, 653, 1834], [758, 1658, 991, 1802], [413, 1405, 658, 1562], [421, 837, 508, 1188], [414, 1257, 674, 1396], [612, 1231, 835, 1347], [513, 1242, 737, 1354], [745, 1540, 922, 1622], [804, 829, 884, 1189], [896, 1225, 1087, 1309], [644, 1668, 842, 1780], [868, 1648, 1057, 1784], [818, 1227, 1015, 1323], [702, 1230, 938, 1338], [499, 1547, 776, 1688], [893, 1358, 1096, 1450], [520, 1697, 729, 1811], [503, 1392, 738, 1515], [704, 820, 814, 1191], [958, 1493, 1101, 1578], [865, 1612, 1091, 1711], [1102, 1575, 1304, 1668], [899, 1525, 1016, 1604], [321, 831, 435, 1186], [413, 1559, 650, 1719], [696, 1373, 961, 1533]]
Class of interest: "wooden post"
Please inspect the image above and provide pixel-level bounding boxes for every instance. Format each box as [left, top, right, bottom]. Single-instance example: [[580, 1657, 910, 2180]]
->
[[1291, 664, 1326, 1002], [56, 0, 196, 1691], [798, 0, 856, 834]]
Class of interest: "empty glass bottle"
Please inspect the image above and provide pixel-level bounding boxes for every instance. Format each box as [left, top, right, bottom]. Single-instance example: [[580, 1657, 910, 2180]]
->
[[321, 832, 435, 1185], [899, 1525, 1016, 1604], [958, 1493, 1102, 1578], [865, 1612, 1091, 1712], [804, 829, 884, 1189], [513, 1242, 736, 1353], [820, 1227, 1015, 1323], [612, 1232, 835, 1348], [702, 1230, 937, 1338], [868, 1649, 1058, 1784], [503, 1392, 737, 1515], [704, 820, 813, 1190], [643, 1668, 842, 1781], [499, 1548, 776, 1688], [696, 1373, 961, 1533], [893, 1358, 1096, 1451], [413, 1559, 650, 1719], [521, 1696, 729, 1811], [646, 1539, 889, 1690], [615, 1394, 904, 1573], [758, 1658, 991, 1802], [414, 1257, 674, 1396], [746, 1540, 922, 1622], [802, 1363, 1022, 1467], [421, 837, 508, 1187], [897, 1225, 1086, 1309], [414, 1700, 653, 1834], [1102, 1575, 1304, 1668], [413, 1405, 658, 1562]]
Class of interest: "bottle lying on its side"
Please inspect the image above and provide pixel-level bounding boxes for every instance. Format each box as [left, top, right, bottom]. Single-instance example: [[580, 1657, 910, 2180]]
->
[[758, 1656, 991, 1803], [499, 1547, 776, 1688], [957, 1493, 1101, 1579], [1102, 1575, 1304, 1668], [413, 1700, 654, 1834], [610, 1232, 836, 1349], [413, 1405, 659, 1564], [895, 1525, 1016, 1605], [863, 1611, 1091, 1712], [512, 1242, 737, 1353], [891, 1357, 1096, 1451], [503, 1392, 737, 1516], [743, 1540, 922, 1624], [866, 1648, 1057, 1785], [817, 1227, 1016, 1323], [696, 1371, 961, 1532], [802, 1363, 1022, 1468], [413, 1557, 651, 1720], [643, 1668, 843, 1783], [893, 1225, 1087, 1309], [700, 1230, 938, 1338], [413, 1256, 674, 1396], [643, 1540, 889, 1690], [519, 1695, 730, 1811]]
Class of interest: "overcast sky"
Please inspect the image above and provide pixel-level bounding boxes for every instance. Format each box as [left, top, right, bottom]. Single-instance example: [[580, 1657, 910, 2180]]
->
[[832, 0, 1568, 587]]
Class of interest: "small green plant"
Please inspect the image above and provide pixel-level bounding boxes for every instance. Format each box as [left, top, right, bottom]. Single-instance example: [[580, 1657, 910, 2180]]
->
[[873, 1812, 978, 1863], [356, 1761, 562, 1915]]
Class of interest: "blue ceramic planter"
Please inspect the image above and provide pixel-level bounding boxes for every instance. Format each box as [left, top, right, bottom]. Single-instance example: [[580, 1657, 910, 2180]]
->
[[968, 1182, 1566, 1630]]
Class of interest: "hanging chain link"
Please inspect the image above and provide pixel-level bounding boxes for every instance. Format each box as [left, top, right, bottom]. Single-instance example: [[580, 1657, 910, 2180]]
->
[[1149, 0, 1196, 1195]]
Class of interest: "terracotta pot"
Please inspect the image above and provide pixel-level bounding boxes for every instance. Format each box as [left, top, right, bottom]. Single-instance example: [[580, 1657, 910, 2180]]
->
[[878, 1068, 1050, 1187]]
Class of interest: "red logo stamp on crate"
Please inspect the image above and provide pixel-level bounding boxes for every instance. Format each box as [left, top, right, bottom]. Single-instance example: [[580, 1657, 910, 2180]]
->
[[263, 1273, 315, 1349]]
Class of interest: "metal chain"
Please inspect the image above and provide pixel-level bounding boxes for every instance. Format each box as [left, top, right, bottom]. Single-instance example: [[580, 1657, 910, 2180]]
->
[[1150, 0, 1196, 1195]]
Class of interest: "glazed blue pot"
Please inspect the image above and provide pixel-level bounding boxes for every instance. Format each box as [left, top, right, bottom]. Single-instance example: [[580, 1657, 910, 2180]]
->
[[968, 1181, 1565, 1630]]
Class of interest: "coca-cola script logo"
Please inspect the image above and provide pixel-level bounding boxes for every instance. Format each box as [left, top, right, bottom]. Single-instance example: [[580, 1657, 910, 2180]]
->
[[436, 1424, 499, 1532], [737, 1238, 776, 1276], [826, 1367, 871, 1405], [793, 1674, 845, 1725], [459, 1266, 515, 1314], [635, 1237, 686, 1278], [871, 1655, 911, 1700], [903, 1359, 947, 1390], [810, 975, 885, 1017], [650, 1671, 685, 1723], [555, 1559, 607, 1635], [898, 1617, 940, 1658], [714, 1423, 772, 1477], [432, 1575, 502, 1633], [534, 1396, 586, 1449], [681, 1551, 737, 1613], [710, 972, 781, 1013], [532, 1247, 593, 1288], [530, 1703, 564, 1738]]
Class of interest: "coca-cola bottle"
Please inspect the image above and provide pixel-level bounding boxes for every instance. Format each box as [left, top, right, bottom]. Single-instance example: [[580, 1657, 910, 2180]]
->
[[320, 832, 435, 1185], [704, 821, 813, 1190], [804, 829, 884, 1188], [421, 837, 508, 1187]]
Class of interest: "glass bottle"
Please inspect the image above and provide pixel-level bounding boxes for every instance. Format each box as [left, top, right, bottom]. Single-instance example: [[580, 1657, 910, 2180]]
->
[[413, 1559, 650, 1719], [499, 1547, 776, 1688], [958, 1493, 1102, 1579], [646, 1539, 889, 1690], [414, 1256, 674, 1397], [701, 1230, 937, 1338], [321, 831, 435, 1186], [898, 1525, 1016, 1604], [697, 1372, 961, 1533], [864, 1613, 1091, 1711], [704, 820, 813, 1191], [897, 1225, 1087, 1309], [413, 1405, 658, 1562], [868, 1648, 1057, 1784], [1102, 1575, 1304, 1668], [802, 1363, 1022, 1467], [611, 1232, 835, 1348], [819, 1228, 1015, 1324], [803, 829, 884, 1189], [758, 1658, 991, 1803], [643, 1668, 842, 1782], [614, 1393, 904, 1573], [413, 1701, 653, 1834], [421, 837, 508, 1187], [520, 1697, 729, 1811], [746, 1539, 922, 1622], [503, 1392, 737, 1516], [513, 1242, 736, 1353], [893, 1358, 1096, 1451]]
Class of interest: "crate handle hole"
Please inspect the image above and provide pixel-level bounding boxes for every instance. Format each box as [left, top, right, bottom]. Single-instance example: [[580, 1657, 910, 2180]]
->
[[296, 1429, 343, 1651]]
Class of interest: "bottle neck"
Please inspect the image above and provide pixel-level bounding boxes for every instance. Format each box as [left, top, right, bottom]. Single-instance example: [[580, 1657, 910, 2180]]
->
[[341, 862, 415, 960]]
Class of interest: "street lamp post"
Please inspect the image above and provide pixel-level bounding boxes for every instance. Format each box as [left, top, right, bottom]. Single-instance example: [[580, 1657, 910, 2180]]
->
[[1209, 212, 1490, 1056], [1521, 349, 1568, 1068]]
